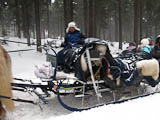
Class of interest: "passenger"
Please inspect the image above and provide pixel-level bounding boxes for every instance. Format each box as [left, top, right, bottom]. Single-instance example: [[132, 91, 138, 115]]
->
[[152, 35, 160, 79], [57, 22, 86, 72], [152, 35, 160, 59], [140, 38, 152, 59], [63, 21, 86, 47], [148, 35, 154, 46], [127, 42, 137, 52], [140, 38, 152, 53]]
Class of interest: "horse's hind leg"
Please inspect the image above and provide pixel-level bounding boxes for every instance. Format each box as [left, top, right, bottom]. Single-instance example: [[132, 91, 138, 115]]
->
[[0, 101, 6, 120]]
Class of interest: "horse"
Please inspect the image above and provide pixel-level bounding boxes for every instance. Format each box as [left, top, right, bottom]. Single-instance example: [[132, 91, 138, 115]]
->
[[0, 45, 14, 120]]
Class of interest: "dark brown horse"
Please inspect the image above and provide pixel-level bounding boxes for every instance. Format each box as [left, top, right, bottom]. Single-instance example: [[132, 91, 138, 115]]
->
[[0, 45, 14, 120]]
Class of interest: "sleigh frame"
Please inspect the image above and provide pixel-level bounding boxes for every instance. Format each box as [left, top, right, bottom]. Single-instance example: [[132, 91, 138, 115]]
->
[[4, 39, 160, 111]]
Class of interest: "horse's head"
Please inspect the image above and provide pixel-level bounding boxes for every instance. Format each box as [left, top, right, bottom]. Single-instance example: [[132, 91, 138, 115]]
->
[[96, 44, 107, 56], [78, 40, 112, 82], [80, 39, 110, 72]]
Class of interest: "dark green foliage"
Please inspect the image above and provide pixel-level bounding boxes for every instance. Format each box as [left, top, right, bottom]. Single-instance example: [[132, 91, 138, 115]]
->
[[0, 0, 160, 49]]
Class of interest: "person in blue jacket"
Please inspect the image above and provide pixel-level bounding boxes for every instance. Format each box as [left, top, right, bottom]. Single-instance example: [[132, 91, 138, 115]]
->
[[57, 22, 86, 72], [64, 21, 86, 47], [140, 38, 152, 59], [141, 38, 152, 53]]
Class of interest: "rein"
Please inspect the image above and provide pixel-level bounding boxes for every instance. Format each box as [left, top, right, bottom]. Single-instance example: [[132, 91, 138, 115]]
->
[[0, 39, 35, 45], [0, 95, 37, 105], [8, 49, 35, 53]]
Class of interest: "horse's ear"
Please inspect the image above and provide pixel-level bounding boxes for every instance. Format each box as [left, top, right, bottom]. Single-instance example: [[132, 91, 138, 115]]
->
[[105, 45, 110, 54], [107, 45, 110, 50]]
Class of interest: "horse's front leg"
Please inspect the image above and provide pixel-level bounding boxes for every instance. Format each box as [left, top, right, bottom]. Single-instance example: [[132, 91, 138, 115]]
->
[[0, 101, 6, 120], [116, 76, 121, 86]]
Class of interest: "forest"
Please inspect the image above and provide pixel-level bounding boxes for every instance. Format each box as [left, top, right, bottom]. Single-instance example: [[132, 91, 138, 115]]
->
[[0, 0, 160, 50]]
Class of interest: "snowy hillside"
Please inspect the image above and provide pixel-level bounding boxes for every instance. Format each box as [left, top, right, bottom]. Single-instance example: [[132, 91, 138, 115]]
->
[[1, 37, 160, 120]]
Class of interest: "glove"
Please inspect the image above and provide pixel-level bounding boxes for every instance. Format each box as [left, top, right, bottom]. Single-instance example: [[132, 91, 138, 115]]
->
[[61, 42, 67, 47], [77, 40, 84, 45]]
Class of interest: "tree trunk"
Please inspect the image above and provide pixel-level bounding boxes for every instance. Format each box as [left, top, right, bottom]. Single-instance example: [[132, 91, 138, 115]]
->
[[108, 15, 112, 41], [103, 29, 106, 40], [21, 1, 27, 38], [134, 0, 140, 47], [140, 0, 142, 40], [60, 17, 63, 39], [118, 0, 122, 49], [32, 26, 36, 39], [63, 0, 73, 32], [155, 22, 158, 38], [83, 0, 89, 37], [34, 0, 41, 52], [83, 0, 96, 38], [15, 0, 21, 38], [47, 0, 51, 38], [114, 3, 118, 42], [25, 0, 31, 46], [88, 0, 96, 37]]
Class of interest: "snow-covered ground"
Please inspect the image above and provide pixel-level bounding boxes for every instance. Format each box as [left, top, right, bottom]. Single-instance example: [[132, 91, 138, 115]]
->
[[1, 37, 160, 120]]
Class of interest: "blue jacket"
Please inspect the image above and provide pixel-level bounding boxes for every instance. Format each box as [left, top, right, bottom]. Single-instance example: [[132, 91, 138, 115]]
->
[[65, 30, 86, 47], [141, 45, 152, 53]]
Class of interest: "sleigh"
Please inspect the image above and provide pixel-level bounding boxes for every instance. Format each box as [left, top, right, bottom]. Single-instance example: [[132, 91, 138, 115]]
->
[[7, 38, 160, 111]]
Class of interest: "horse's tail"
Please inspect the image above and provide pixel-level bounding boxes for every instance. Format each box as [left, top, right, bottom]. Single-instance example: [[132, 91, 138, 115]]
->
[[0, 45, 14, 112]]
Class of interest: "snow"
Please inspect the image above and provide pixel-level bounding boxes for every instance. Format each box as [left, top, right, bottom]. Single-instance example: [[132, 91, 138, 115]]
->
[[52, 93, 160, 120], [2, 37, 160, 120], [51, 0, 55, 3]]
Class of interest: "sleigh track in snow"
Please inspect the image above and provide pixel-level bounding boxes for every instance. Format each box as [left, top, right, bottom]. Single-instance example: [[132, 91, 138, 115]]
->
[[57, 86, 160, 111], [3, 77, 159, 112], [56, 80, 160, 111]]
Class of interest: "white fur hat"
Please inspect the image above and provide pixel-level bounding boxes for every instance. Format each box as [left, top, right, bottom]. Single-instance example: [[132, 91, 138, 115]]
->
[[157, 35, 160, 38], [141, 38, 149, 47], [66, 21, 80, 33]]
